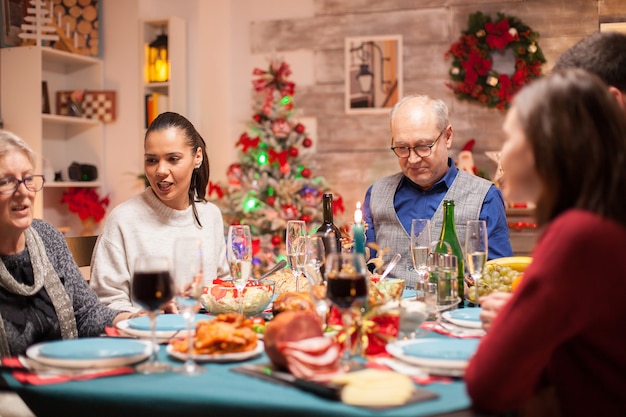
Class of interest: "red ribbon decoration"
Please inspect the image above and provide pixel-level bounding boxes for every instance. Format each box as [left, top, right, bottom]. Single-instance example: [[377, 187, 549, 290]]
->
[[252, 60, 296, 116], [268, 149, 289, 166], [207, 181, 224, 199], [236, 133, 260, 153]]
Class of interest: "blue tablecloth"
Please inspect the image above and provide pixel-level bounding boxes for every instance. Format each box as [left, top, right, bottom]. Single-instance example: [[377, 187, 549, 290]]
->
[[2, 344, 472, 417]]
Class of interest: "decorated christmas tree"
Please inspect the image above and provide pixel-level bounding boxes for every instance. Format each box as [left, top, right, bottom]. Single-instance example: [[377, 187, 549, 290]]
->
[[208, 59, 345, 274]]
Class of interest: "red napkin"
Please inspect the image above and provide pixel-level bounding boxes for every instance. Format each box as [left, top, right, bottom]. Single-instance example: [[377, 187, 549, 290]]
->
[[2, 356, 134, 385], [105, 326, 120, 337], [420, 322, 484, 339]]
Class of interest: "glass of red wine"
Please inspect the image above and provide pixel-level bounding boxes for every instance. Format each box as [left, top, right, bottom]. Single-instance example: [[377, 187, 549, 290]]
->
[[324, 252, 368, 370], [131, 256, 174, 374]]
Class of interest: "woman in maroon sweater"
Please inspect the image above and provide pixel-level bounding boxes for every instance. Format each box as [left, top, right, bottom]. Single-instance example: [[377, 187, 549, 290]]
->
[[464, 69, 626, 416]]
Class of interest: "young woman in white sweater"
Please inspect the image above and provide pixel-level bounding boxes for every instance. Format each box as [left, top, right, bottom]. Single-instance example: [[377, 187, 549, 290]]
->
[[90, 112, 230, 313]]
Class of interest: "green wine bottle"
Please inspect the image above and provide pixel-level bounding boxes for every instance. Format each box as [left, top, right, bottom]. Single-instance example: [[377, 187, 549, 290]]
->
[[435, 199, 465, 307]]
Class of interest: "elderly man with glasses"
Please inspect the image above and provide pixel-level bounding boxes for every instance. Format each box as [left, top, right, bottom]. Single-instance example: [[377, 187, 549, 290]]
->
[[362, 95, 513, 286]]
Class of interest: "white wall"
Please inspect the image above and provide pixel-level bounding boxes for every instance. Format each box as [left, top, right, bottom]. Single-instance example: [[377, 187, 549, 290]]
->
[[100, 0, 315, 210]]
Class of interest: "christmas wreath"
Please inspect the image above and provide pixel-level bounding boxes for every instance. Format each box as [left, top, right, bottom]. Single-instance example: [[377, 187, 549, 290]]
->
[[445, 11, 546, 110]]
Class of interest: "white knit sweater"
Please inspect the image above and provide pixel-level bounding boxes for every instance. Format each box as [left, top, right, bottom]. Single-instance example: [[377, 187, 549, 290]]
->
[[89, 188, 230, 312]]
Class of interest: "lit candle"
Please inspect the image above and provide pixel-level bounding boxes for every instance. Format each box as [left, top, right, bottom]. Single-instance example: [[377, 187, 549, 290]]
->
[[353, 201, 365, 256]]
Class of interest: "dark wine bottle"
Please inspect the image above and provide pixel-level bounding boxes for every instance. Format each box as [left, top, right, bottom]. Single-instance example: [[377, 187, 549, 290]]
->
[[316, 193, 342, 257], [435, 199, 465, 307]]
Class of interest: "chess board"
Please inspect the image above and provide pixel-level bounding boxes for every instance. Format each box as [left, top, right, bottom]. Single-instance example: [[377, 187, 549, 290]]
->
[[56, 91, 116, 123]]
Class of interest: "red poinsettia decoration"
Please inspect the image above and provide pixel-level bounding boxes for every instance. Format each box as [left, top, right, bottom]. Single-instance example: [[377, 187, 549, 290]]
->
[[61, 188, 110, 222]]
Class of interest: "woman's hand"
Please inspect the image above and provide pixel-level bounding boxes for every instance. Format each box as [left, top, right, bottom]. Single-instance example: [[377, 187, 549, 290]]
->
[[479, 292, 513, 332], [112, 310, 147, 326]]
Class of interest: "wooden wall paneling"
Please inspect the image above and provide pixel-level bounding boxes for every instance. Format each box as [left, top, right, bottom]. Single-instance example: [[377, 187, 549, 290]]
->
[[314, 49, 344, 84], [314, 0, 447, 16], [313, 114, 390, 151], [599, 0, 626, 20], [250, 9, 450, 53]]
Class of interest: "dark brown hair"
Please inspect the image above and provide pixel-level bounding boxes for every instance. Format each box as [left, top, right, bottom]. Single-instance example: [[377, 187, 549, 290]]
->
[[145, 112, 210, 227], [513, 69, 626, 227]]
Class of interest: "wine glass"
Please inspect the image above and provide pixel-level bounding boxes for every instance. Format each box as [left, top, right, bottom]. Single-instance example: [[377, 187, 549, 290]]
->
[[285, 220, 306, 292], [325, 252, 368, 370], [465, 220, 488, 304], [172, 237, 204, 375], [303, 235, 326, 285], [131, 256, 174, 374], [227, 225, 253, 316], [410, 218, 432, 298]]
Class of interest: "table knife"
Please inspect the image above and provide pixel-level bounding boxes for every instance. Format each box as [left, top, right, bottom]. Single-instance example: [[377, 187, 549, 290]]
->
[[233, 363, 343, 400]]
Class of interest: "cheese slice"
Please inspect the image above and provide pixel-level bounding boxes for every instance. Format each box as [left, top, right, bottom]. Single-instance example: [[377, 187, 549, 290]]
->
[[332, 369, 415, 406]]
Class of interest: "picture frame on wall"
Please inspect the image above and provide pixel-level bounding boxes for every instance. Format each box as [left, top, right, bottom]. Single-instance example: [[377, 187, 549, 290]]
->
[[345, 35, 403, 114]]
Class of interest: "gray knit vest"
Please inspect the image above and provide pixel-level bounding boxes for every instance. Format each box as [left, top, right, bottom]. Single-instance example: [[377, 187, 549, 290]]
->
[[370, 170, 491, 289]]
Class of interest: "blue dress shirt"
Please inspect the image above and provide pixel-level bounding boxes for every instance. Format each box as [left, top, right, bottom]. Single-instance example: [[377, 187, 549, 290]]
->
[[362, 159, 513, 260]]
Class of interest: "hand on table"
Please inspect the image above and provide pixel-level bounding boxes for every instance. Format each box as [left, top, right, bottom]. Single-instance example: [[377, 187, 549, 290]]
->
[[479, 292, 513, 332]]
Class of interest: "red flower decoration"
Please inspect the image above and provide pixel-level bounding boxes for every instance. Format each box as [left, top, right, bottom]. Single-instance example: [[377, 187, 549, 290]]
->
[[485, 19, 514, 50], [446, 11, 545, 110], [61, 188, 110, 222]]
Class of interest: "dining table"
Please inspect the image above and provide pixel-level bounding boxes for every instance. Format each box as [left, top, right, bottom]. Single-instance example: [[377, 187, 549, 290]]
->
[[0, 331, 478, 417]]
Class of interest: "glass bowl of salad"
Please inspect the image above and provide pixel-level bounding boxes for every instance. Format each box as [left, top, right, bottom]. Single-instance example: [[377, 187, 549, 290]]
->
[[201, 278, 275, 317]]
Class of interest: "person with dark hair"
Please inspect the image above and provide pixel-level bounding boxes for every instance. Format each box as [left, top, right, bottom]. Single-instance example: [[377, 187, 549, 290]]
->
[[480, 31, 626, 331], [0, 130, 137, 356], [362, 95, 512, 288], [465, 69, 626, 416], [554, 31, 626, 109], [90, 112, 229, 312]]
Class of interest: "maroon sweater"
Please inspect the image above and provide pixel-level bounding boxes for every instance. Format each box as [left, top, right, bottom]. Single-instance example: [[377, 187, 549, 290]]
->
[[465, 209, 626, 416]]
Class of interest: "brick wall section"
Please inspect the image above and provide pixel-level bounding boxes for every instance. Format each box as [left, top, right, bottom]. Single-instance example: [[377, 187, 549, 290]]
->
[[250, 0, 624, 224]]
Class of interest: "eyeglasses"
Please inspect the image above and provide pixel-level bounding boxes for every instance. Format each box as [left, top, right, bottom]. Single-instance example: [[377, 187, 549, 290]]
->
[[0, 175, 45, 195], [390, 126, 447, 158]]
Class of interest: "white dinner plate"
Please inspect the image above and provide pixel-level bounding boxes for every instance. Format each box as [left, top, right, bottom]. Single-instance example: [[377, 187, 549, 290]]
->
[[386, 338, 480, 374], [442, 308, 483, 329], [26, 338, 152, 369], [116, 314, 211, 340], [166, 341, 264, 363]]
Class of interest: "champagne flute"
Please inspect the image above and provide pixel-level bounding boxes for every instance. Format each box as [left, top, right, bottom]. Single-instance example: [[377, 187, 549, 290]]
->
[[465, 220, 488, 304], [172, 237, 204, 375], [410, 218, 432, 298], [131, 256, 174, 374], [302, 235, 328, 324], [325, 252, 368, 370], [285, 220, 306, 292], [227, 225, 252, 315]]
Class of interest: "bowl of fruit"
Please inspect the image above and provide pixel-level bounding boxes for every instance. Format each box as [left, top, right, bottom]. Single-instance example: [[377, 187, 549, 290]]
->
[[201, 278, 275, 317], [465, 256, 531, 303]]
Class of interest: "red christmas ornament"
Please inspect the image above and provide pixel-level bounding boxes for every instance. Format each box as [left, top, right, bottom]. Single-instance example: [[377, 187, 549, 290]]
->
[[271, 235, 282, 247], [302, 138, 312, 148], [266, 196, 275, 206], [300, 215, 311, 223], [272, 119, 291, 138], [294, 123, 305, 134], [301, 168, 311, 178], [253, 114, 262, 122], [288, 147, 298, 157]]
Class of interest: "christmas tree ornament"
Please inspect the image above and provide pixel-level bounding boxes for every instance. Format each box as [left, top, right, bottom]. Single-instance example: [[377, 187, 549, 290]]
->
[[288, 147, 298, 157], [301, 168, 311, 178], [302, 138, 313, 148], [294, 123, 305, 134]]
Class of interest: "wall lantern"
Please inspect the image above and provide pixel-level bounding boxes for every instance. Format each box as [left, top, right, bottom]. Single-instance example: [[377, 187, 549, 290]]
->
[[147, 29, 169, 83]]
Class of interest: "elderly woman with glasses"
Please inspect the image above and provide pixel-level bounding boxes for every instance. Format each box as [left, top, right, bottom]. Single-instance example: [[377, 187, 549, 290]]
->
[[361, 95, 512, 286], [0, 130, 136, 356]]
